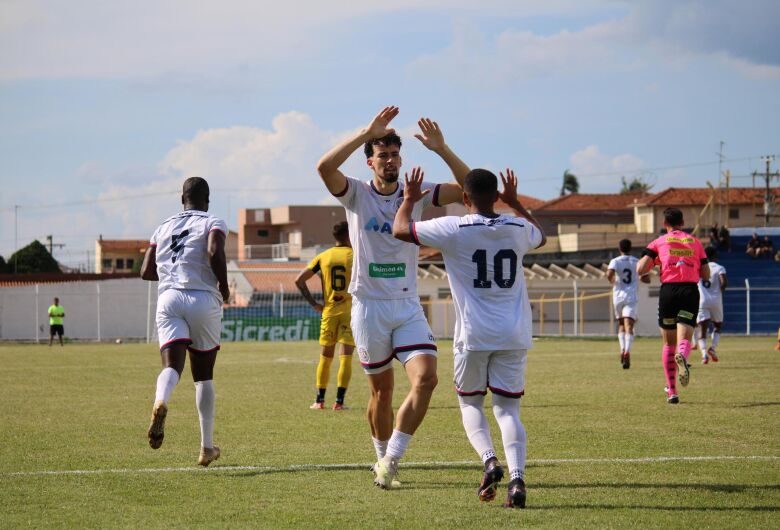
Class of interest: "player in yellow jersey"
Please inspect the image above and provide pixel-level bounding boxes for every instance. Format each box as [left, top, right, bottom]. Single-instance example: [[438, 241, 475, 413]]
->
[[295, 221, 354, 410]]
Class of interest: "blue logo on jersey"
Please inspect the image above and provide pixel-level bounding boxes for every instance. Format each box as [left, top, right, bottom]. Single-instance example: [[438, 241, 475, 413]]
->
[[364, 217, 392, 234]]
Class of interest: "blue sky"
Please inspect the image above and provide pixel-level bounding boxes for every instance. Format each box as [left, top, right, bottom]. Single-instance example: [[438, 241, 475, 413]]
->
[[1, 0, 778, 268]]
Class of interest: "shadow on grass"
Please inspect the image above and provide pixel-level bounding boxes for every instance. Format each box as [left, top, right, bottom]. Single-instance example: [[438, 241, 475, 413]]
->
[[733, 401, 780, 408]]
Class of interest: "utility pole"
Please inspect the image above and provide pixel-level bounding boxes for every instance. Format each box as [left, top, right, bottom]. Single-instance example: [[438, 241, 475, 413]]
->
[[753, 155, 780, 227], [45, 235, 65, 257], [717, 141, 725, 225], [14, 205, 18, 273]]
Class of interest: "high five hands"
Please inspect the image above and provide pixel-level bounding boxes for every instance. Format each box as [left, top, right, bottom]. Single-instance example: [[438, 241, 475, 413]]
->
[[403, 167, 430, 203]]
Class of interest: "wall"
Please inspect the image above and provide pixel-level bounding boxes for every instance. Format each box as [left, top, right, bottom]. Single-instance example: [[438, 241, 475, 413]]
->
[[0, 279, 157, 341]]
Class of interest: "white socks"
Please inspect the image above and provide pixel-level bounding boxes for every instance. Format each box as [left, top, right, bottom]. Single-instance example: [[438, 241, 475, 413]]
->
[[386, 430, 413, 461], [155, 367, 179, 404], [372, 437, 388, 461], [492, 394, 527, 481], [624, 333, 634, 353], [698, 338, 708, 353], [711, 331, 720, 349], [195, 380, 215, 449], [458, 394, 495, 462], [618, 331, 625, 351]]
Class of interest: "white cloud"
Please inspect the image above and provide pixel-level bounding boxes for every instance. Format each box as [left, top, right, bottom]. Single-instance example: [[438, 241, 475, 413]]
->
[[568, 145, 648, 192], [408, 1, 780, 86], [0, 0, 612, 80]]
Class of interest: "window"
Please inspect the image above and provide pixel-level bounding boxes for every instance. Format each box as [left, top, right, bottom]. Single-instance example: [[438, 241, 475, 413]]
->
[[102, 258, 112, 269], [729, 208, 739, 220], [116, 258, 125, 269], [126, 259, 134, 270], [257, 229, 269, 237]]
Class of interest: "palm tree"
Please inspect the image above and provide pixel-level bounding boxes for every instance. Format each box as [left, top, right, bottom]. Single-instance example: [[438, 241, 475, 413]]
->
[[560, 169, 579, 196]]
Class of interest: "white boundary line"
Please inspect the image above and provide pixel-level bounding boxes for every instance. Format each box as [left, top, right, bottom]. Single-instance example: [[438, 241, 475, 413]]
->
[[2, 455, 778, 478]]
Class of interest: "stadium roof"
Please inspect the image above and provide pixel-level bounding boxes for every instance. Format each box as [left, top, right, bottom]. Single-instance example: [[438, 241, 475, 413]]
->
[[96, 239, 150, 251], [534, 192, 646, 212], [637, 187, 780, 207], [496, 194, 546, 211]]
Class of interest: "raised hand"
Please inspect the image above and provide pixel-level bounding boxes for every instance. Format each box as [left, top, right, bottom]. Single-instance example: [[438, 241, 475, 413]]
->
[[499, 168, 520, 206], [366, 106, 400, 139], [414, 117, 445, 152], [403, 166, 430, 203]]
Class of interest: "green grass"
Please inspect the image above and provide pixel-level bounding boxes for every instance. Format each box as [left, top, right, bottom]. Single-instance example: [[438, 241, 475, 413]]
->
[[0, 337, 778, 529]]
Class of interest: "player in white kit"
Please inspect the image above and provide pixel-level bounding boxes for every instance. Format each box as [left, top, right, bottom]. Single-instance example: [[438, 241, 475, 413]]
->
[[606, 239, 649, 369], [317, 107, 469, 489], [394, 168, 545, 508], [697, 246, 727, 364], [140, 177, 230, 467]]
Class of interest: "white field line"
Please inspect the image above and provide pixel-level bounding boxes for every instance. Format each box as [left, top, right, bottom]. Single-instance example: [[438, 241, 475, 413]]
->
[[2, 455, 778, 478]]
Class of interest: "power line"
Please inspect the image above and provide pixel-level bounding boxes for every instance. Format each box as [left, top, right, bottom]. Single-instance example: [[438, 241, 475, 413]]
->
[[523, 154, 776, 181]]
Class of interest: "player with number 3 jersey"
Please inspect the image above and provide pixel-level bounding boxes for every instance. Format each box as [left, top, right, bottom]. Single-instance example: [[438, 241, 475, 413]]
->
[[394, 168, 545, 509], [607, 239, 649, 369]]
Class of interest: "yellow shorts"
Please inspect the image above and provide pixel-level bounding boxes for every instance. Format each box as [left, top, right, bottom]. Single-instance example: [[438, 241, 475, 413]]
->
[[319, 312, 354, 347]]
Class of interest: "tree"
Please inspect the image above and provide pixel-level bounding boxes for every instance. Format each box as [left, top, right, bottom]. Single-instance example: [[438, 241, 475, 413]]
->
[[560, 169, 580, 196], [0, 255, 7, 274], [620, 176, 652, 194], [7, 240, 61, 274]]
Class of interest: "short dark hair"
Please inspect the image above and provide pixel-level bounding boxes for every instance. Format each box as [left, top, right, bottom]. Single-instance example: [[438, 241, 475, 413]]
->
[[663, 207, 684, 228], [619, 239, 632, 253], [182, 177, 210, 203], [364, 133, 402, 158], [705, 246, 717, 260], [332, 221, 349, 240], [464, 169, 498, 198]]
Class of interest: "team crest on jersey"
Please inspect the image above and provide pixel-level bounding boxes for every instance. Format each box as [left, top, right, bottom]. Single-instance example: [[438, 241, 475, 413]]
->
[[358, 347, 369, 363], [393, 197, 404, 211]]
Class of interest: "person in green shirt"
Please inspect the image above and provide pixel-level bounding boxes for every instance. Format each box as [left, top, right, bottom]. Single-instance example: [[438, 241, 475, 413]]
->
[[48, 297, 65, 347]]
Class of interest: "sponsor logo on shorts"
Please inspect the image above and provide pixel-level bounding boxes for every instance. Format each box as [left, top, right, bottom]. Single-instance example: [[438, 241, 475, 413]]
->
[[677, 310, 694, 320], [358, 347, 369, 363], [368, 262, 406, 278], [662, 318, 677, 325]]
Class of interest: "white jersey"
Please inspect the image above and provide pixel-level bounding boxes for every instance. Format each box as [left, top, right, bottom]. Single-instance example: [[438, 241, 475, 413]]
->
[[150, 210, 227, 299], [699, 262, 727, 304], [413, 213, 543, 351], [608, 255, 640, 305], [335, 176, 439, 300]]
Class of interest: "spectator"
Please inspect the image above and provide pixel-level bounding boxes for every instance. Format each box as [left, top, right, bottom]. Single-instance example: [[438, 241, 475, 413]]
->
[[758, 236, 775, 259], [746, 233, 761, 259], [709, 224, 720, 249], [718, 225, 731, 252], [48, 297, 65, 347]]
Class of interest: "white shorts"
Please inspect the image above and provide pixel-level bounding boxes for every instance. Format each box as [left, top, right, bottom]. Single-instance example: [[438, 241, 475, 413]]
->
[[697, 300, 723, 323], [454, 346, 527, 398], [614, 300, 638, 321], [156, 289, 222, 353], [351, 296, 437, 374]]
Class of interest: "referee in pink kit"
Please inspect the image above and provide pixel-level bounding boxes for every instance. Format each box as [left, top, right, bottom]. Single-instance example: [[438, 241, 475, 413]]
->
[[637, 208, 710, 404]]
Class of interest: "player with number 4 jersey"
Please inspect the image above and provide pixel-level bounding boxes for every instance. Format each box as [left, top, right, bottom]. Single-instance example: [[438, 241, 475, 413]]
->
[[394, 168, 546, 509], [140, 177, 229, 467]]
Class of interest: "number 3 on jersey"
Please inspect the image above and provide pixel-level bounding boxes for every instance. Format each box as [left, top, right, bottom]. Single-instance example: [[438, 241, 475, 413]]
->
[[621, 268, 632, 284], [472, 249, 518, 288]]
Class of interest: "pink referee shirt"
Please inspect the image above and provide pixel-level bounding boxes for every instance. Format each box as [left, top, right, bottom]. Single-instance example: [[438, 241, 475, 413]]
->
[[643, 230, 707, 283]]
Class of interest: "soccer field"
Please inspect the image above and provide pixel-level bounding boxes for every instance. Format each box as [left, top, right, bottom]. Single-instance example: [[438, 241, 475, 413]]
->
[[1, 337, 778, 528]]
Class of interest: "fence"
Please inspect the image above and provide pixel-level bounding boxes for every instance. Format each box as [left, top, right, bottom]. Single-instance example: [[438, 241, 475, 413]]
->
[[2, 275, 777, 342]]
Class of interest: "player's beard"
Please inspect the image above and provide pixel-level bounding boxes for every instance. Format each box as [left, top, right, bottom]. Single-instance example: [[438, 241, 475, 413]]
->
[[380, 168, 399, 183]]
